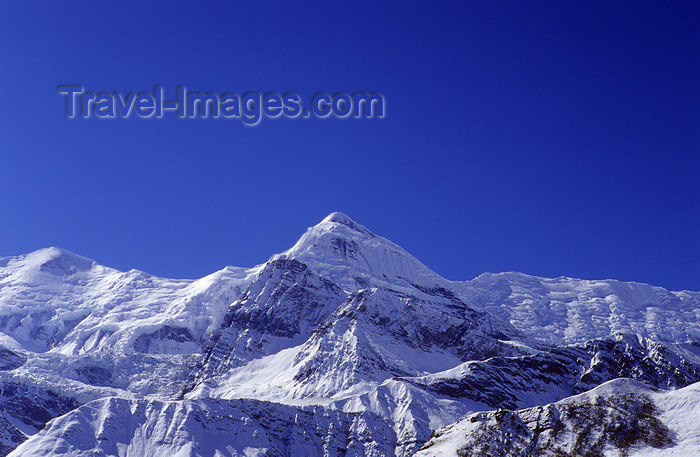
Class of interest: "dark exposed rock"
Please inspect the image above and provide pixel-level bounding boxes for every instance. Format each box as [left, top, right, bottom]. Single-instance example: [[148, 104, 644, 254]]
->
[[0, 348, 26, 371], [133, 325, 196, 353], [74, 365, 112, 386], [0, 382, 80, 430]]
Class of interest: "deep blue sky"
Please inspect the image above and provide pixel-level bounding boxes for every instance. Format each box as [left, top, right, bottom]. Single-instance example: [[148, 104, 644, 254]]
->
[[0, 1, 697, 290]]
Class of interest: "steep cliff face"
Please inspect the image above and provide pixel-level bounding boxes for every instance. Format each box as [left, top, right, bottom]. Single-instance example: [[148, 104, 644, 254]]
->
[[185, 257, 348, 392], [1, 213, 698, 457]]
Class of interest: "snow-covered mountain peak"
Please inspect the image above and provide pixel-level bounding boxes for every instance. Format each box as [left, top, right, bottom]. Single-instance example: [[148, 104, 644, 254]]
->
[[0, 247, 106, 285], [26, 247, 93, 268], [294, 212, 377, 246], [275, 213, 448, 295], [321, 211, 374, 233]]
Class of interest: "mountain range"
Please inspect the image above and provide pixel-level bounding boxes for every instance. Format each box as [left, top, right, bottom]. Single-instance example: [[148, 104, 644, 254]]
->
[[1, 212, 698, 456]]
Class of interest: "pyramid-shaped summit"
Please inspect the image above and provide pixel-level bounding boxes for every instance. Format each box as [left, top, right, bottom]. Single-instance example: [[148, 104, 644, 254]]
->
[[318, 211, 377, 235], [277, 212, 449, 294]]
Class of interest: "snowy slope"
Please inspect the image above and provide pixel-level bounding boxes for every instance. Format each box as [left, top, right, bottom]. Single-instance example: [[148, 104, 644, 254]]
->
[[186, 260, 532, 405], [414, 378, 700, 457], [0, 247, 259, 355], [0, 248, 261, 455], [0, 247, 261, 397], [8, 396, 397, 457], [276, 212, 453, 296], [462, 271, 700, 346]]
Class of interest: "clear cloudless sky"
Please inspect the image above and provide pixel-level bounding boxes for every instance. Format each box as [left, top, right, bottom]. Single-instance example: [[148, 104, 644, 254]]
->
[[0, 1, 697, 290]]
